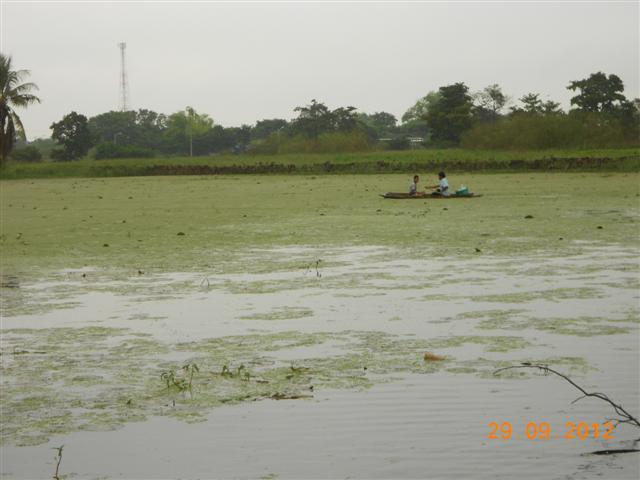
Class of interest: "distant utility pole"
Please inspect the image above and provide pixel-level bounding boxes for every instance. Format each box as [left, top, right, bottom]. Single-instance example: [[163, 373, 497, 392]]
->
[[118, 42, 129, 111]]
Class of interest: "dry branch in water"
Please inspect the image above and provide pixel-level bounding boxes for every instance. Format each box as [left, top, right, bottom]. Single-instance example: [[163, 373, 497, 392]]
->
[[52, 445, 64, 480], [493, 364, 639, 431]]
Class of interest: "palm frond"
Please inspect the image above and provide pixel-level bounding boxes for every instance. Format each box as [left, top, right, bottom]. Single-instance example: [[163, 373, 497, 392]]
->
[[8, 93, 41, 107], [10, 111, 26, 140], [12, 82, 40, 94]]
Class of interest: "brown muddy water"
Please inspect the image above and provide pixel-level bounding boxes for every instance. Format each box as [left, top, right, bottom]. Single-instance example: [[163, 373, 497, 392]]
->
[[1, 246, 639, 479]]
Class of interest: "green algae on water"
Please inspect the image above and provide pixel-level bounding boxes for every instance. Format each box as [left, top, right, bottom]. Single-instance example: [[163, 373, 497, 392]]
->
[[240, 306, 314, 321], [477, 315, 635, 337], [2, 173, 639, 275], [1, 326, 545, 447]]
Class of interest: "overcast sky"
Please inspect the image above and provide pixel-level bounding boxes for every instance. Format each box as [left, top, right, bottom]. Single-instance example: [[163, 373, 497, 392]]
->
[[1, 1, 638, 139]]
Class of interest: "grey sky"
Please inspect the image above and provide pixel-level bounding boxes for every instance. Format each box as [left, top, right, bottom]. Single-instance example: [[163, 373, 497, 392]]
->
[[1, 1, 638, 139]]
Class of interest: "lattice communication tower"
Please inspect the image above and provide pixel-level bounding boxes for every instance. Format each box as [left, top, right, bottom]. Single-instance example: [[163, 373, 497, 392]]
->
[[118, 42, 129, 111]]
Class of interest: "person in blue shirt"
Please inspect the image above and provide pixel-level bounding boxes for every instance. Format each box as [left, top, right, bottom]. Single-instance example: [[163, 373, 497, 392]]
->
[[429, 171, 450, 196]]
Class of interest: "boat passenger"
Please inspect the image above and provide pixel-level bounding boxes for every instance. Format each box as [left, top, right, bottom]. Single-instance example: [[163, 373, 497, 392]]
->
[[430, 171, 450, 196], [409, 175, 423, 196]]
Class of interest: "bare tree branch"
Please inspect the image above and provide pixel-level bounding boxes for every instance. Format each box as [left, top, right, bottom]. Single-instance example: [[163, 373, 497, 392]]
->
[[493, 364, 639, 430]]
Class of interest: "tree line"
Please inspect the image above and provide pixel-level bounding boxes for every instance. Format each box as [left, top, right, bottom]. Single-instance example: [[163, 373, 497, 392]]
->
[[2, 51, 638, 163]]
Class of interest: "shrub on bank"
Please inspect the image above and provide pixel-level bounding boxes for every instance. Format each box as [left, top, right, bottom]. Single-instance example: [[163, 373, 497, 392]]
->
[[384, 137, 411, 150], [461, 113, 638, 150], [249, 130, 375, 155], [9, 146, 43, 162], [94, 142, 157, 159]]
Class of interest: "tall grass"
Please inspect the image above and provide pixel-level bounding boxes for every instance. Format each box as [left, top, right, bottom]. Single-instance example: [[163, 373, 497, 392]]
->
[[461, 114, 639, 150]]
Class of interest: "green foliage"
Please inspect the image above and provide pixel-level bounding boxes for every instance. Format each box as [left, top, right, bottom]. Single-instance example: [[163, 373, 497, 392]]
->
[[518, 93, 543, 113], [511, 93, 563, 115], [473, 84, 509, 121], [425, 83, 474, 144], [357, 111, 398, 139], [9, 145, 42, 162], [94, 142, 156, 159], [254, 130, 374, 155], [385, 137, 411, 150], [251, 118, 288, 141], [289, 100, 359, 138], [163, 107, 214, 156], [461, 112, 637, 149], [0, 53, 40, 164], [50, 111, 93, 161], [27, 138, 56, 159], [541, 100, 563, 115], [402, 91, 441, 123], [568, 72, 626, 113], [88, 109, 167, 152], [394, 119, 429, 139], [480, 84, 508, 113], [88, 110, 137, 145]]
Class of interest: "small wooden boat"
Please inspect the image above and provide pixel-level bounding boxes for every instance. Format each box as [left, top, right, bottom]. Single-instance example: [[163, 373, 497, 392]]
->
[[380, 192, 483, 199]]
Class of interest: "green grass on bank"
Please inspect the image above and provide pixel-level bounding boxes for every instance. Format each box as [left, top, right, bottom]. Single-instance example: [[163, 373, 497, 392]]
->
[[1, 172, 638, 275], [1, 148, 639, 180]]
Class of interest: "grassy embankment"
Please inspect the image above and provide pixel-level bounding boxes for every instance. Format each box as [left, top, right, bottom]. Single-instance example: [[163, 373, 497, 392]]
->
[[1, 148, 638, 179], [1, 172, 638, 275]]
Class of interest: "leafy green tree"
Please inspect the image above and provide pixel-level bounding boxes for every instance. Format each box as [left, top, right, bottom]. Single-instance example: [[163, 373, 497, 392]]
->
[[368, 112, 397, 130], [9, 145, 42, 162], [50, 111, 92, 160], [394, 119, 429, 138], [89, 109, 166, 151], [567, 72, 626, 113], [93, 142, 155, 159], [163, 107, 213, 156], [401, 91, 441, 123], [27, 137, 55, 159], [0, 53, 41, 164], [473, 84, 509, 121], [185, 106, 213, 156], [198, 124, 251, 154], [134, 109, 167, 149], [88, 110, 137, 145], [611, 98, 640, 138], [197, 125, 231, 154], [332, 106, 358, 132], [510, 94, 563, 116], [542, 100, 563, 115], [515, 93, 543, 114], [251, 118, 288, 141], [290, 100, 359, 138], [356, 112, 398, 140], [425, 83, 474, 144], [290, 100, 336, 138], [567, 73, 637, 139], [357, 111, 397, 138]]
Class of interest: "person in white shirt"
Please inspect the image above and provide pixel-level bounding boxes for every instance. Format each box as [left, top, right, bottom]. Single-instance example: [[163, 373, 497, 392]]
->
[[429, 171, 450, 196], [409, 174, 424, 196]]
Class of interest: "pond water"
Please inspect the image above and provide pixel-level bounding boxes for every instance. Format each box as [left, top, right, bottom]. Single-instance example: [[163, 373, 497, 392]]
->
[[1, 245, 638, 479]]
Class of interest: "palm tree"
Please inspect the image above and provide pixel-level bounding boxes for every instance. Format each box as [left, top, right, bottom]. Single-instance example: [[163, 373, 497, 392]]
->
[[0, 53, 41, 164]]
